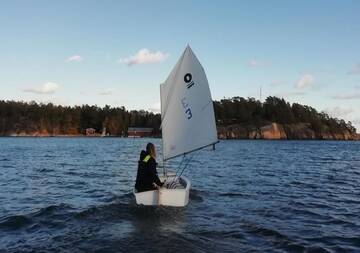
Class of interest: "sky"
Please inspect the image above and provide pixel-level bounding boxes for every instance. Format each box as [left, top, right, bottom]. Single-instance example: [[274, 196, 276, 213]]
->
[[1, 1, 360, 129]]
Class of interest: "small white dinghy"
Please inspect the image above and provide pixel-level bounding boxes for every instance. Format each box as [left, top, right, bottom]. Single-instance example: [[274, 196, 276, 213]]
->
[[134, 45, 218, 207], [133, 175, 191, 206]]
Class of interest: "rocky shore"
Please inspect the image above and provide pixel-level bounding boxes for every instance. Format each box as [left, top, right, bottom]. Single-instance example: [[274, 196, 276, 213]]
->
[[6, 123, 359, 140], [217, 123, 359, 140]]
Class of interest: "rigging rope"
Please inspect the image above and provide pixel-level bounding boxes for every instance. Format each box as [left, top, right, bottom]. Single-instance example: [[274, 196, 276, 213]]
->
[[168, 154, 195, 189]]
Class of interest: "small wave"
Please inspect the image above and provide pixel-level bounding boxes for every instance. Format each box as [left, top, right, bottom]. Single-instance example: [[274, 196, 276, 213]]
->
[[319, 156, 339, 162], [1, 165, 15, 169], [192, 229, 244, 240], [240, 219, 289, 241], [306, 235, 360, 247], [0, 215, 32, 230], [32, 203, 74, 218], [43, 154, 56, 158], [103, 159, 118, 163], [280, 206, 329, 221], [190, 189, 209, 196], [37, 168, 54, 173], [219, 192, 247, 197], [240, 221, 322, 252], [75, 194, 186, 226], [288, 200, 332, 210], [322, 216, 357, 226], [58, 162, 80, 167], [75, 193, 136, 220], [0, 204, 74, 232], [102, 192, 133, 203], [189, 191, 203, 202], [113, 192, 135, 201], [289, 180, 319, 189], [250, 226, 288, 241]]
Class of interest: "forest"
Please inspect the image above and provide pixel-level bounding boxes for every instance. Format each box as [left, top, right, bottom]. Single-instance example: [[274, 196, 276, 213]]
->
[[0, 96, 356, 136]]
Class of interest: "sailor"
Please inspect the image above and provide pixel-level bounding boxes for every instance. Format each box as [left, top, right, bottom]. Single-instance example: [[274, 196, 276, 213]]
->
[[135, 143, 164, 192]]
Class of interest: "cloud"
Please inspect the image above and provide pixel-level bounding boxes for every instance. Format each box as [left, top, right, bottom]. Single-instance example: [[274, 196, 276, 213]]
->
[[148, 102, 161, 113], [67, 55, 83, 62], [347, 63, 360, 75], [98, 88, 115, 96], [349, 118, 360, 133], [23, 82, 59, 94], [332, 93, 360, 100], [247, 59, 269, 68], [352, 118, 360, 125], [323, 107, 360, 132], [118, 49, 169, 66], [324, 106, 354, 118], [296, 74, 314, 89], [275, 91, 307, 97]]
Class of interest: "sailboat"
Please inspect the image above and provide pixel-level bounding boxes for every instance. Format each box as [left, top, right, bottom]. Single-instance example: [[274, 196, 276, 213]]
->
[[133, 45, 218, 207]]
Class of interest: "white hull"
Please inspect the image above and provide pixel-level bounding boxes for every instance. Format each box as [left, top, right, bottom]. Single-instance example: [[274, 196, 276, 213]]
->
[[133, 176, 191, 207]]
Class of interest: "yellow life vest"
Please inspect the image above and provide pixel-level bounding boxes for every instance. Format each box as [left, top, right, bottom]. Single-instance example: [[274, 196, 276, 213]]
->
[[142, 155, 151, 163]]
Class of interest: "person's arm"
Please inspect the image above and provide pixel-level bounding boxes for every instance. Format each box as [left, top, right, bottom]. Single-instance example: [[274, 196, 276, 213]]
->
[[149, 159, 163, 187]]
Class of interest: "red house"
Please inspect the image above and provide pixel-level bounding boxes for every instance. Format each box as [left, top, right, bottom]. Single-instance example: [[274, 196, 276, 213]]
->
[[85, 128, 96, 136], [127, 127, 153, 138]]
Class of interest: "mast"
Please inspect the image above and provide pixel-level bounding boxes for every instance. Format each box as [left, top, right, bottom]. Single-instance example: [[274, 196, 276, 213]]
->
[[160, 82, 166, 176]]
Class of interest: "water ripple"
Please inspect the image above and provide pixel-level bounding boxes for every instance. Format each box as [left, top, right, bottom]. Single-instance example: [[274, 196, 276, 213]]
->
[[0, 138, 359, 252]]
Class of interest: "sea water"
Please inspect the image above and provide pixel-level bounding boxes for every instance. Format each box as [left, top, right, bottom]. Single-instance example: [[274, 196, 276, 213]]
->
[[0, 138, 359, 252]]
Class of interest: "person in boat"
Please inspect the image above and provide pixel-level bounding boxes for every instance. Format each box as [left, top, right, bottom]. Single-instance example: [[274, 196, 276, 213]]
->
[[135, 143, 164, 192]]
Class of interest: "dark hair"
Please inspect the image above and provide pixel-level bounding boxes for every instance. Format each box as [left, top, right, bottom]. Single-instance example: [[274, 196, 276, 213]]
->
[[146, 143, 155, 154]]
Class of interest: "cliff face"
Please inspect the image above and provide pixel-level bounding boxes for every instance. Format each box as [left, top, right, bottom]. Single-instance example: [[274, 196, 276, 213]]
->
[[283, 123, 316, 139], [218, 123, 359, 140], [217, 123, 288, 140], [260, 123, 287, 139], [7, 123, 359, 140]]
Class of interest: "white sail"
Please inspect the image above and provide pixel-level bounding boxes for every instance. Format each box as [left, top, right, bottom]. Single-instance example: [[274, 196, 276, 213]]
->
[[160, 45, 217, 161]]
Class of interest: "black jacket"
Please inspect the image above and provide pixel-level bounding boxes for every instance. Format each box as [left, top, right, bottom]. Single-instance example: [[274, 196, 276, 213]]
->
[[135, 150, 163, 192]]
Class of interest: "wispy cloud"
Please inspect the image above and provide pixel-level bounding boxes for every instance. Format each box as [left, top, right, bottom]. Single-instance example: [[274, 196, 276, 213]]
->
[[347, 63, 360, 75], [332, 93, 360, 100], [296, 74, 314, 89], [118, 49, 169, 66], [324, 106, 354, 118], [352, 118, 360, 126], [23, 82, 59, 94], [98, 88, 115, 96], [275, 91, 307, 97], [67, 55, 83, 62], [148, 102, 160, 113], [347, 118, 360, 132], [247, 59, 269, 68]]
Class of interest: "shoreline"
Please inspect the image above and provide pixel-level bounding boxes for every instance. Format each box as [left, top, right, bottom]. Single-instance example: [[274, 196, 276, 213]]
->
[[2, 121, 359, 140], [1, 135, 358, 141]]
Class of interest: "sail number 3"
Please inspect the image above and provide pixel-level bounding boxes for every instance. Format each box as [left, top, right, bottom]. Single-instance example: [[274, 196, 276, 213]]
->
[[181, 97, 192, 120], [181, 73, 195, 120]]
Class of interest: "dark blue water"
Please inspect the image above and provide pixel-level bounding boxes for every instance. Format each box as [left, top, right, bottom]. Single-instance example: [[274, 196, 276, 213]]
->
[[0, 138, 359, 252]]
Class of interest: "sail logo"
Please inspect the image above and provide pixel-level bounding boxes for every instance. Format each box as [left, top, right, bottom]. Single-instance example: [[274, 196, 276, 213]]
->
[[184, 73, 195, 89], [181, 97, 192, 120]]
